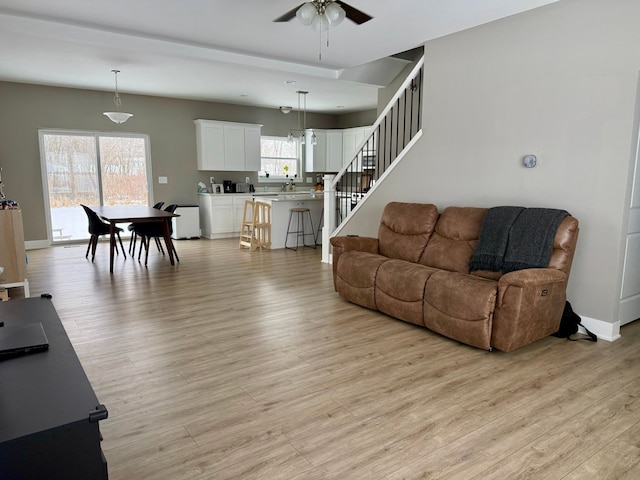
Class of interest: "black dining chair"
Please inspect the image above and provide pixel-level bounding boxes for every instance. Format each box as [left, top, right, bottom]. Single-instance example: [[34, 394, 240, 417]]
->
[[128, 201, 164, 254], [133, 204, 180, 266], [80, 204, 126, 262]]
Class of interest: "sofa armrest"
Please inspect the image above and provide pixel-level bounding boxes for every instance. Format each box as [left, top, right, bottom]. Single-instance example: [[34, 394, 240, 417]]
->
[[330, 235, 379, 254], [492, 268, 567, 352], [498, 268, 566, 289], [329, 236, 379, 291]]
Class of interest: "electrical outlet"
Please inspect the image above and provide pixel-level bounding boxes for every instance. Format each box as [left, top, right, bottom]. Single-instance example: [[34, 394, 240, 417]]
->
[[209, 176, 215, 184], [158, 176, 168, 184], [245, 176, 250, 184]]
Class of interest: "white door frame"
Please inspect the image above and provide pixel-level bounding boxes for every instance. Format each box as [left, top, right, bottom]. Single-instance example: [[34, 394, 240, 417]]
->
[[619, 75, 640, 326]]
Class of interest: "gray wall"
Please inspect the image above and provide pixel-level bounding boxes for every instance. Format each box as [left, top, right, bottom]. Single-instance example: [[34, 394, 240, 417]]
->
[[0, 81, 373, 241], [341, 0, 640, 332], [336, 110, 377, 129]]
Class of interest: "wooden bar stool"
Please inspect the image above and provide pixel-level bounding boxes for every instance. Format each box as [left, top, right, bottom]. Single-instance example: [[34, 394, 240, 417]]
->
[[285, 207, 316, 251], [239, 200, 271, 250], [314, 207, 324, 245]]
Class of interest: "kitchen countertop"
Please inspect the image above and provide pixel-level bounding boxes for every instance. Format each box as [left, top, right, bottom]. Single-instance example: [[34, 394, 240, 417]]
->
[[198, 191, 323, 200], [254, 194, 323, 202], [198, 192, 255, 196]]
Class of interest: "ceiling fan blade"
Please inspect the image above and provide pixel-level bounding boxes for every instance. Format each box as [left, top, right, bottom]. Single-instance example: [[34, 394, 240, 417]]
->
[[335, 1, 373, 24], [273, 4, 305, 22]]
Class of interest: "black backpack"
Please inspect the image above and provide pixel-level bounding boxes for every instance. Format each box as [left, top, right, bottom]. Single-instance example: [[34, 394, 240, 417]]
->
[[552, 301, 597, 342]]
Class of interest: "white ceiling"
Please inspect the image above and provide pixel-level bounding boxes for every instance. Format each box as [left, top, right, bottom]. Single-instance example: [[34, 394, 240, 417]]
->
[[0, 0, 557, 113]]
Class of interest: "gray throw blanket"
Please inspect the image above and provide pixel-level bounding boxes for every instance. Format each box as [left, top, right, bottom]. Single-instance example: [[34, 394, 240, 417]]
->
[[470, 207, 569, 273]]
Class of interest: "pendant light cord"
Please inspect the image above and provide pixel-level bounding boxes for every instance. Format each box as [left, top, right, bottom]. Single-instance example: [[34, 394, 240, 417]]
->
[[112, 70, 122, 110]]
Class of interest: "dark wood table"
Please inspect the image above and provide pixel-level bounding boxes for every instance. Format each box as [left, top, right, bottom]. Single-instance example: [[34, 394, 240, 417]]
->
[[92, 205, 179, 273], [0, 296, 109, 479]]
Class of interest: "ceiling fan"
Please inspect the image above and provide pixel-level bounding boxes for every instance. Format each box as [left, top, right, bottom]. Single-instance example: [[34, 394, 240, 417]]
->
[[274, 1, 373, 26]]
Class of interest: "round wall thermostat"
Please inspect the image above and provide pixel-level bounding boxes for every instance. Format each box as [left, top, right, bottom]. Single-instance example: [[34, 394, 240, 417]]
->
[[523, 154, 537, 168]]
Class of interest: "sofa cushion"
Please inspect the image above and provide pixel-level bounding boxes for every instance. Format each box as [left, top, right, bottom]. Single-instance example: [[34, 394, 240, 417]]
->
[[335, 251, 390, 310], [375, 260, 439, 327], [423, 271, 497, 350], [378, 202, 439, 263], [420, 207, 487, 273]]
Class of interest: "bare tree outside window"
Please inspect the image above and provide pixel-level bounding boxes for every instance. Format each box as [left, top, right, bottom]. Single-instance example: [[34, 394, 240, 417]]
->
[[40, 131, 151, 242], [99, 136, 148, 205], [260, 137, 299, 178]]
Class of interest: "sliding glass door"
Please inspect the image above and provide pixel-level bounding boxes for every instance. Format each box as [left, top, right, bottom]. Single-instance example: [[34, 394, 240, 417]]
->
[[39, 130, 152, 243]]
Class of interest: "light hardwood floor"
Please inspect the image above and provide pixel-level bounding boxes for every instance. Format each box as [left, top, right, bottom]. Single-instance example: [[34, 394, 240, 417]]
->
[[15, 238, 640, 479]]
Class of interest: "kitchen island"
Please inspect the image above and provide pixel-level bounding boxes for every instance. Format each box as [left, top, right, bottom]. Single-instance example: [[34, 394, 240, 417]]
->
[[253, 192, 324, 249]]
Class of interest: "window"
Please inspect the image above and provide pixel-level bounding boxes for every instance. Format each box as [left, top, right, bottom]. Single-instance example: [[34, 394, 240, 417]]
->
[[39, 130, 152, 243], [259, 136, 300, 181]]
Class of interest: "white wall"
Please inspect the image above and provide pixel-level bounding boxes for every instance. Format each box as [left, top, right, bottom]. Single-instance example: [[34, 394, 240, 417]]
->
[[342, 0, 640, 333]]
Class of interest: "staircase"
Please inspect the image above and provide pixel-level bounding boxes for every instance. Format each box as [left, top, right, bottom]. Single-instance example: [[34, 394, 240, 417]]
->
[[321, 56, 424, 261]]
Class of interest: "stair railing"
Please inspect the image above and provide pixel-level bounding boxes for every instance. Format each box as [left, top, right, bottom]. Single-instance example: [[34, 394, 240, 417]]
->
[[322, 56, 424, 260]]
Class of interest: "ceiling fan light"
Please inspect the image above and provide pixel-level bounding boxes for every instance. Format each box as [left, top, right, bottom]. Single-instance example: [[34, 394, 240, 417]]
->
[[103, 111, 133, 124], [325, 3, 346, 26], [312, 13, 329, 32], [296, 3, 317, 26]]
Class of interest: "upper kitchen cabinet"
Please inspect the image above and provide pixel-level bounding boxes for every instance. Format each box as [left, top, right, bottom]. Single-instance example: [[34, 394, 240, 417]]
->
[[326, 130, 344, 172], [305, 127, 373, 173], [195, 119, 262, 171], [343, 126, 373, 172], [305, 129, 325, 172], [305, 129, 344, 173], [343, 127, 368, 165], [244, 124, 261, 172]]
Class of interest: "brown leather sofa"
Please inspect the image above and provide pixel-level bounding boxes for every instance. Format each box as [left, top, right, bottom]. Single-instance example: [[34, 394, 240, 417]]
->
[[330, 202, 579, 352]]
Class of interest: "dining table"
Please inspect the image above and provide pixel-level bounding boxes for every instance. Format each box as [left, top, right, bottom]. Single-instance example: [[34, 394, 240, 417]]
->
[[91, 205, 179, 274]]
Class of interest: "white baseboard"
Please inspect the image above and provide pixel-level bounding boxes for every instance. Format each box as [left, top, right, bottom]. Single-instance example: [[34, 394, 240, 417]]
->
[[578, 315, 621, 342], [26, 240, 50, 250]]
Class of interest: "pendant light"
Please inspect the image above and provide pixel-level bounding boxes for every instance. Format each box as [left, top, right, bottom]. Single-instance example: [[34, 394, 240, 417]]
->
[[103, 70, 133, 124], [287, 91, 316, 145]]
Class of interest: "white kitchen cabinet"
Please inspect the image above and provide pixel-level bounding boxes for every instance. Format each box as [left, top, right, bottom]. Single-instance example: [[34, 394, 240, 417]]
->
[[232, 195, 253, 233], [342, 127, 368, 170], [325, 130, 344, 172], [195, 121, 224, 170], [305, 130, 325, 172], [199, 194, 253, 239], [223, 124, 245, 171], [306, 127, 371, 173], [199, 194, 233, 238], [195, 120, 262, 172], [244, 125, 261, 172], [306, 129, 344, 173]]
